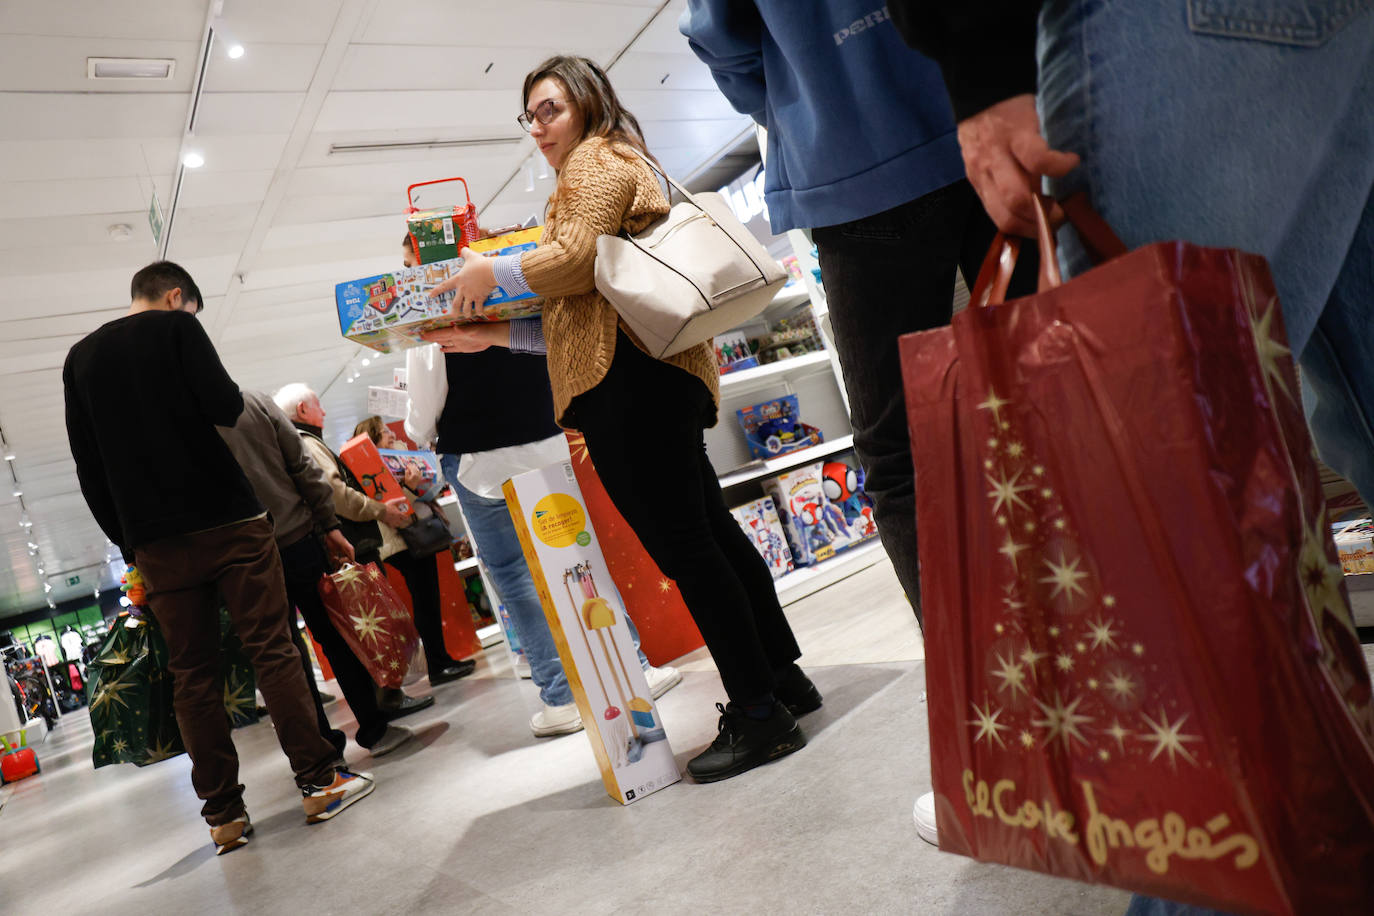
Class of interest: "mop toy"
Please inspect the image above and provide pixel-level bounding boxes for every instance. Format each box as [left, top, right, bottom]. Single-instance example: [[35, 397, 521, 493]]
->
[[575, 564, 667, 747]]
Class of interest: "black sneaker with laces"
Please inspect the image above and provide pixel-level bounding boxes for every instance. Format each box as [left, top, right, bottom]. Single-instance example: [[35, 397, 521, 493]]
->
[[686, 701, 806, 783], [773, 668, 823, 717]]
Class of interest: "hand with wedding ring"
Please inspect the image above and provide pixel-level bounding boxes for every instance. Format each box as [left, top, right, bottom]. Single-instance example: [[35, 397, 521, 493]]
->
[[428, 246, 498, 319]]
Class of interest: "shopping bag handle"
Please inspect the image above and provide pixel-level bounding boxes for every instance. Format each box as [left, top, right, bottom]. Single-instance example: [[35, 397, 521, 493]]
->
[[970, 192, 1128, 307]]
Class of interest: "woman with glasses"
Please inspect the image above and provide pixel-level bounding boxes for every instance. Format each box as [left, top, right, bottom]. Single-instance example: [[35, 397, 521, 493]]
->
[[424, 55, 819, 783]]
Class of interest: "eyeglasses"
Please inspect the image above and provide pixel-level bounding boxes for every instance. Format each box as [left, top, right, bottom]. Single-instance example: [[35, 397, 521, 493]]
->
[[517, 98, 564, 132]]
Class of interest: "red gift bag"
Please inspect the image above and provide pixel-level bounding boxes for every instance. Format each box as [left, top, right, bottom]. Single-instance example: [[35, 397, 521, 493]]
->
[[317, 562, 420, 689], [899, 197, 1374, 914]]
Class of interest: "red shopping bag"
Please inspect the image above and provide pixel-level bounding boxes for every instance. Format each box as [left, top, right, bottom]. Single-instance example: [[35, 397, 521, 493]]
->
[[899, 196, 1374, 914], [317, 562, 420, 689]]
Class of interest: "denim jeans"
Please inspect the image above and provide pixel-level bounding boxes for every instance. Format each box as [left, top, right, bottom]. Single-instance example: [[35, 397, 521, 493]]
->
[[1039, 0, 1374, 508], [1036, 3, 1374, 913], [440, 454, 652, 709]]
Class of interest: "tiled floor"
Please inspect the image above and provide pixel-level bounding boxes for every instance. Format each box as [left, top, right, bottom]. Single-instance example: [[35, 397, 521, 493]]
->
[[2, 558, 1370, 915]]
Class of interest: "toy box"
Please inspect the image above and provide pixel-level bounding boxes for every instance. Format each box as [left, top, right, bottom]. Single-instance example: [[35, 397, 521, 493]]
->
[[377, 448, 442, 501], [1335, 518, 1374, 576], [504, 462, 680, 805], [820, 460, 879, 542], [335, 227, 544, 355], [762, 462, 864, 566], [714, 329, 759, 375], [404, 176, 481, 265], [338, 434, 411, 513], [729, 497, 794, 579], [736, 394, 823, 460]]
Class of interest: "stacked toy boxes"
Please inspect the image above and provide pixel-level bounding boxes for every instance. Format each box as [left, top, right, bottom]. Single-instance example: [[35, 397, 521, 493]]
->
[[761, 460, 878, 567], [729, 497, 794, 579], [335, 228, 542, 354]]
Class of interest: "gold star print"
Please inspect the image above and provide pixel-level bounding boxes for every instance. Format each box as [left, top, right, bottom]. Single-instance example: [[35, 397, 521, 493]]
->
[[374, 653, 387, 666], [1087, 678, 1100, 690], [658, 578, 673, 593], [1131, 643, 1145, 657], [1105, 672, 1137, 703], [994, 623, 1005, 635], [1138, 709, 1201, 768], [1047, 625, 1061, 638], [987, 438, 1000, 450], [1055, 653, 1075, 672], [389, 660, 400, 670], [1098, 749, 1111, 762], [986, 469, 1034, 517], [996, 516, 1008, 527], [1298, 513, 1351, 626], [333, 565, 368, 593], [992, 651, 1030, 700], [968, 699, 1010, 748], [566, 433, 592, 465], [223, 673, 256, 721], [977, 390, 1011, 425], [351, 605, 386, 645], [1105, 719, 1131, 753], [1023, 521, 1036, 534], [1003, 588, 1026, 614], [90, 677, 135, 714], [1102, 595, 1117, 608], [1032, 465, 1045, 477], [111, 737, 129, 755], [984, 459, 995, 470], [1040, 552, 1090, 604], [1032, 692, 1093, 751], [1001, 421, 1010, 430], [1250, 295, 1293, 402], [1040, 487, 1053, 499], [1019, 730, 1036, 749], [146, 735, 180, 763], [1075, 641, 1088, 654], [1006, 441, 1025, 458], [102, 648, 132, 666], [1053, 519, 1067, 531], [998, 533, 1029, 573], [1019, 646, 1047, 671], [1087, 617, 1120, 651]]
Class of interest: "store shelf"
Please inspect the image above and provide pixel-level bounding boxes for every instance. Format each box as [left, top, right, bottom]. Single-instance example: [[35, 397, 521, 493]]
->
[[476, 622, 505, 648], [717, 435, 856, 489], [454, 556, 480, 574], [436, 494, 458, 507], [719, 350, 831, 391], [775, 539, 886, 607], [763, 285, 810, 315]]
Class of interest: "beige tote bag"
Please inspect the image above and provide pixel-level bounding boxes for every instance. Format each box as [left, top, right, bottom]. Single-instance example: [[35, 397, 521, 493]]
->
[[595, 149, 787, 358]]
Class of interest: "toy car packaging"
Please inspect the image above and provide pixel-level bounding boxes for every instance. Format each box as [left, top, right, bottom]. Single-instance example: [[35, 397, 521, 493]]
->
[[761, 463, 859, 566], [820, 460, 878, 542], [736, 394, 823, 460], [405, 177, 480, 265], [339, 434, 410, 513], [729, 496, 794, 579], [335, 227, 543, 354]]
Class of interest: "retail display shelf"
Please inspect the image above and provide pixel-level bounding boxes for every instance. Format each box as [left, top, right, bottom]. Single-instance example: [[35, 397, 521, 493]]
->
[[775, 539, 886, 606], [764, 286, 811, 314], [476, 622, 504, 648], [717, 435, 856, 489], [454, 556, 480, 574], [719, 350, 831, 391], [436, 494, 458, 507]]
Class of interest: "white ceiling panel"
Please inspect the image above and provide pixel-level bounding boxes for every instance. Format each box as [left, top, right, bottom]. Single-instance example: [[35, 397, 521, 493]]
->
[[0, 0, 206, 42], [0, 138, 180, 183], [194, 91, 306, 135], [0, 267, 153, 317], [0, 176, 160, 222], [0, 35, 200, 92], [271, 192, 409, 226], [175, 168, 277, 209], [313, 89, 516, 133], [1, 92, 188, 140], [219, 0, 344, 45], [204, 42, 325, 93], [0, 211, 160, 253], [0, 240, 162, 279], [612, 50, 720, 91], [619, 88, 739, 121], [641, 117, 751, 153], [353, 0, 656, 48], [331, 43, 617, 92]]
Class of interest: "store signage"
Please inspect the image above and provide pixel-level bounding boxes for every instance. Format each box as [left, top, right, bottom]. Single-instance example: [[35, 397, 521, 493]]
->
[[66, 575, 80, 587], [148, 192, 164, 247], [719, 168, 768, 226]]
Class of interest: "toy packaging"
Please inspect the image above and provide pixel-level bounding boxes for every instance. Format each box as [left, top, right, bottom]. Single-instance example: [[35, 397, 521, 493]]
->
[[405, 177, 480, 265], [762, 462, 866, 566], [736, 394, 823, 460], [714, 329, 759, 375], [820, 460, 878, 542], [504, 462, 680, 805], [367, 385, 409, 419], [1335, 518, 1374, 575], [338, 434, 411, 513], [335, 227, 544, 355], [729, 497, 794, 579], [377, 447, 442, 501]]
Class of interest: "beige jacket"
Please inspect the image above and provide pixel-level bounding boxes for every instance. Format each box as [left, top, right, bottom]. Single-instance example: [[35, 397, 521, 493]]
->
[[299, 434, 406, 560]]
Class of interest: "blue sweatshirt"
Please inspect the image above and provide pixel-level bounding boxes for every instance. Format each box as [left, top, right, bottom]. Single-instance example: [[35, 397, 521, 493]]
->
[[680, 1, 966, 233]]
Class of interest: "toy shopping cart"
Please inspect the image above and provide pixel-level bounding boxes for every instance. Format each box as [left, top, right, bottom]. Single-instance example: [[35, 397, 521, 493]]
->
[[405, 177, 481, 265]]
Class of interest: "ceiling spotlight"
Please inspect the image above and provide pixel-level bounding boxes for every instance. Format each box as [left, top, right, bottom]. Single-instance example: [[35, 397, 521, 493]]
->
[[37, 567, 44, 574], [361, 358, 371, 367], [182, 151, 205, 169], [227, 44, 245, 60], [3, 454, 14, 461], [346, 377, 354, 384], [43, 583, 52, 592], [11, 489, 20, 497]]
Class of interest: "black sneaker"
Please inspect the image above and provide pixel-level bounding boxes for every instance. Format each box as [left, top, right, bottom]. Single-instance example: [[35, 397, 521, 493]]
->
[[774, 668, 823, 717], [686, 701, 806, 783]]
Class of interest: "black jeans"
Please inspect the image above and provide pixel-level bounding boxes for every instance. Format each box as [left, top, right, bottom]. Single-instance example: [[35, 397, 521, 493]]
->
[[383, 548, 455, 672], [279, 535, 388, 748], [570, 333, 802, 705], [812, 179, 1039, 627]]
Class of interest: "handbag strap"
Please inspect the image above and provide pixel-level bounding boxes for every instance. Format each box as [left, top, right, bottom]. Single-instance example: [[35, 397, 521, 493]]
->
[[625, 146, 710, 214]]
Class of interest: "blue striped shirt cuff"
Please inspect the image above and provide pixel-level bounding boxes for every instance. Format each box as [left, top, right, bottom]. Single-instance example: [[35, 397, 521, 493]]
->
[[508, 317, 546, 355], [490, 253, 533, 298]]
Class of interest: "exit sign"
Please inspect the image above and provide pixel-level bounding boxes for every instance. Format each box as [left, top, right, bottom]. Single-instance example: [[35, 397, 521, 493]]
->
[[66, 575, 80, 587]]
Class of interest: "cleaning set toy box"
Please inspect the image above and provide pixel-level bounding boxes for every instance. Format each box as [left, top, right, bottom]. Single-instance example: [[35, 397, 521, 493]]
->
[[503, 462, 680, 805], [761, 459, 877, 566], [729, 497, 794, 579], [335, 227, 543, 355], [735, 394, 823, 461]]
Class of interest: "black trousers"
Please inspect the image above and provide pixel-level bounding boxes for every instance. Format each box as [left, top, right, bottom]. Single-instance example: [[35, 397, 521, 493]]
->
[[570, 332, 802, 705], [279, 534, 388, 748], [812, 179, 1039, 627], [383, 548, 454, 672]]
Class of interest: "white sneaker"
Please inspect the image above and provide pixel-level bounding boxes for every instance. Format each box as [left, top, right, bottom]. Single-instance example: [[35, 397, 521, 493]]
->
[[914, 791, 939, 846], [644, 664, 682, 699], [514, 659, 532, 679], [530, 702, 583, 737]]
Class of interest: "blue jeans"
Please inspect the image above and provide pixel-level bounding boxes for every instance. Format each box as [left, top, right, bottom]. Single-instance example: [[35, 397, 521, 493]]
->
[[441, 454, 650, 709], [1037, 4, 1374, 914], [1039, 0, 1374, 509]]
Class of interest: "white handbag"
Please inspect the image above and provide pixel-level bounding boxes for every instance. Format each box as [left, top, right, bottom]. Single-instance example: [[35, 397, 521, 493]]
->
[[595, 149, 787, 358]]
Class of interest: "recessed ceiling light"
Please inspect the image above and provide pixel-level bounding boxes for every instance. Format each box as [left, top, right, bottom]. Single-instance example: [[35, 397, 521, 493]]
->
[[227, 44, 245, 60], [182, 151, 205, 169], [346, 377, 354, 384], [361, 358, 371, 367], [3, 454, 14, 461], [107, 223, 132, 242], [11, 489, 20, 497], [88, 57, 175, 80]]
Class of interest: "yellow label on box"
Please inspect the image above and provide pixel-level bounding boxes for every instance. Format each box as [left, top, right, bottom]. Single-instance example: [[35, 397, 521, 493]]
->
[[532, 493, 585, 548], [470, 226, 543, 253]]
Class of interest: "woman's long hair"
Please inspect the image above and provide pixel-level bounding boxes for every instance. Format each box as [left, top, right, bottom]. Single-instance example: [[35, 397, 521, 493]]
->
[[521, 55, 658, 169], [353, 415, 388, 445]]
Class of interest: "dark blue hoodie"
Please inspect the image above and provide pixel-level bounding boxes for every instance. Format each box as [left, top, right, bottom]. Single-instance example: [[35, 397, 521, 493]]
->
[[680, 0, 966, 233]]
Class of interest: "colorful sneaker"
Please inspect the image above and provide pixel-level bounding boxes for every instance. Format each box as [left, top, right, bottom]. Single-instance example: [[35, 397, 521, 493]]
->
[[210, 814, 253, 856], [302, 769, 375, 824], [645, 664, 682, 699], [530, 701, 583, 737], [914, 792, 939, 846]]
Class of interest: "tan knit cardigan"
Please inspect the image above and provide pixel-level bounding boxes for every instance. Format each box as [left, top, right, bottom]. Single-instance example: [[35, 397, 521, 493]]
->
[[519, 136, 720, 427]]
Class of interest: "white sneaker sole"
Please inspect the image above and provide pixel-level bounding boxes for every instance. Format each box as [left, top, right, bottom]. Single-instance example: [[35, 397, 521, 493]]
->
[[306, 776, 376, 824], [914, 795, 939, 847], [531, 717, 584, 737], [648, 668, 682, 699]]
